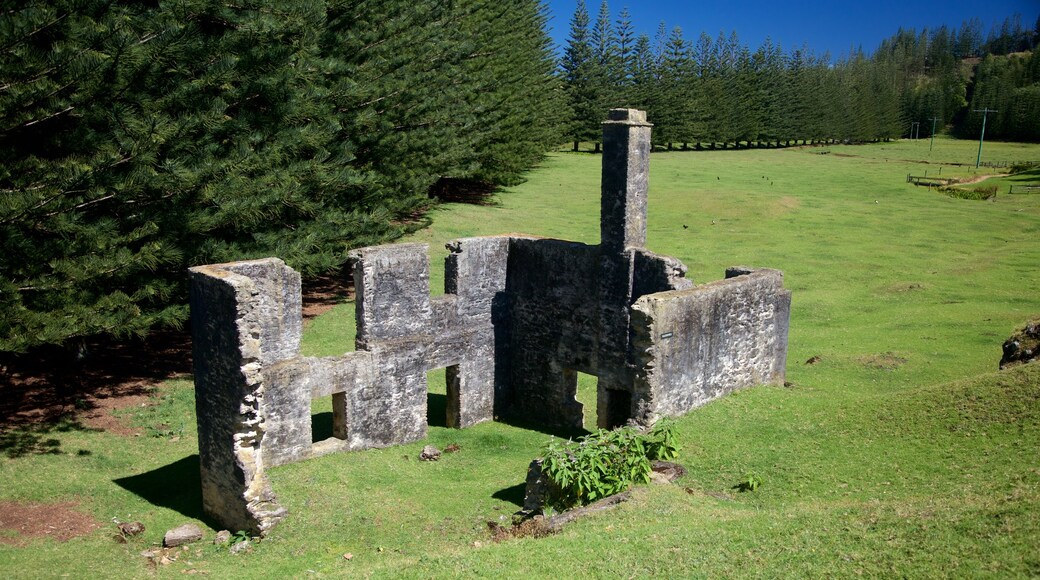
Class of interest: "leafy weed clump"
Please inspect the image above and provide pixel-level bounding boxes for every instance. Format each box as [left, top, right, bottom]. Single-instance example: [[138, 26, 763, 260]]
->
[[539, 422, 679, 511]]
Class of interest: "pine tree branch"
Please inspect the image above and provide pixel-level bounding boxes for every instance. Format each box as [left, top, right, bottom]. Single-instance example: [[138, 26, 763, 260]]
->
[[0, 11, 68, 54], [0, 153, 134, 226], [20, 105, 75, 127], [39, 193, 116, 218]]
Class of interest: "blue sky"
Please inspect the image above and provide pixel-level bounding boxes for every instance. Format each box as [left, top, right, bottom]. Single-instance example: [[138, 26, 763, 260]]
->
[[543, 0, 1039, 59]]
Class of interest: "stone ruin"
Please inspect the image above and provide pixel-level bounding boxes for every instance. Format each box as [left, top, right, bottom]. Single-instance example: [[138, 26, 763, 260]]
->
[[188, 109, 791, 535]]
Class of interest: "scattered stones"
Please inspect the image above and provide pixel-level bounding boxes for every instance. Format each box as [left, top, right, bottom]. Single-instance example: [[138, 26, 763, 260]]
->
[[213, 530, 232, 545], [163, 523, 203, 548], [117, 521, 145, 538], [419, 445, 441, 461], [230, 540, 252, 555]]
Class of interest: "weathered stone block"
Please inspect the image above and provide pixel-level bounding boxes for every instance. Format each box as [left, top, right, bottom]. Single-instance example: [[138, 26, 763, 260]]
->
[[351, 243, 432, 345], [188, 258, 296, 536], [601, 108, 652, 253], [631, 268, 791, 419]]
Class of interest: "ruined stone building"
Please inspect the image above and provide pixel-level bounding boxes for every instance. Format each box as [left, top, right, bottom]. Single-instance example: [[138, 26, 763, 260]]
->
[[189, 109, 791, 534]]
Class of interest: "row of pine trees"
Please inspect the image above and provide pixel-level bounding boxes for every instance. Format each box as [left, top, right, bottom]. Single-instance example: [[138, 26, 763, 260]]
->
[[2, 1, 1038, 352], [0, 0, 563, 352], [560, 1, 1040, 149]]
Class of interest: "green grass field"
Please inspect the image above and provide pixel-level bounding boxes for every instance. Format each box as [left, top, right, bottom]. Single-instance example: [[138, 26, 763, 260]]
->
[[2, 136, 1039, 578]]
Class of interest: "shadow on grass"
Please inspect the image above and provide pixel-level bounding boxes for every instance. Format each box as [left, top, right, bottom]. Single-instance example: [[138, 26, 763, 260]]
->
[[492, 483, 527, 508], [0, 332, 190, 432], [113, 454, 218, 527], [1008, 168, 1040, 183], [495, 414, 590, 440], [0, 416, 95, 458], [427, 177, 499, 206]]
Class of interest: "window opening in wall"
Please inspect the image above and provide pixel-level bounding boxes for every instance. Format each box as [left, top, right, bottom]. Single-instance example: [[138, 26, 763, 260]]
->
[[427, 366, 461, 428], [311, 396, 333, 442], [312, 392, 348, 443], [426, 368, 447, 427], [574, 371, 599, 431]]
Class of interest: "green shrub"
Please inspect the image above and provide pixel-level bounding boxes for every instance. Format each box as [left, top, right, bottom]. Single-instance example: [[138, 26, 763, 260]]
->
[[941, 185, 997, 200], [539, 422, 680, 510]]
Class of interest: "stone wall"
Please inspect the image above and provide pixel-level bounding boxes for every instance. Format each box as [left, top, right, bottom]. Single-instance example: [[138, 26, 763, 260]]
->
[[188, 258, 299, 536], [189, 108, 792, 535], [630, 268, 791, 418]]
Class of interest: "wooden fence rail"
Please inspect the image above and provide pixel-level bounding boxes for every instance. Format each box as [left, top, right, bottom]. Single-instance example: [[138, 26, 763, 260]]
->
[[1008, 184, 1040, 194], [907, 174, 956, 187]]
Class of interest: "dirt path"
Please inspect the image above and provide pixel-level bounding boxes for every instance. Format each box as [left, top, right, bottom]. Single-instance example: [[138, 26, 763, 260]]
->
[[958, 173, 1009, 185]]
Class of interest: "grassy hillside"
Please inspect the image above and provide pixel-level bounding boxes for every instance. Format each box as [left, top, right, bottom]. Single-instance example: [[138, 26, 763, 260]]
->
[[1, 137, 1038, 577]]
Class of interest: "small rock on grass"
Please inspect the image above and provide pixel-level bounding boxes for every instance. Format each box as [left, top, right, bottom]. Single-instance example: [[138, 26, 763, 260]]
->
[[214, 530, 231, 545], [650, 460, 688, 483], [419, 445, 441, 461], [163, 523, 203, 547], [230, 540, 252, 554], [116, 521, 145, 541]]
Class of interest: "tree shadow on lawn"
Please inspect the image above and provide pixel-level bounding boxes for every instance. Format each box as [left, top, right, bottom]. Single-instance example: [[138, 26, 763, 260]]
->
[[1008, 168, 1040, 183], [1, 276, 351, 441], [0, 330, 193, 432], [0, 415, 95, 458], [113, 454, 220, 528]]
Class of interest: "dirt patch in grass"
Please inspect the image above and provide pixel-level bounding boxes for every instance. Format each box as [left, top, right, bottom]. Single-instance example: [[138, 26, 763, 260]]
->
[[957, 173, 1009, 186], [79, 394, 155, 436], [301, 271, 354, 320], [768, 196, 801, 217], [856, 352, 909, 371], [0, 331, 192, 434], [0, 501, 101, 545]]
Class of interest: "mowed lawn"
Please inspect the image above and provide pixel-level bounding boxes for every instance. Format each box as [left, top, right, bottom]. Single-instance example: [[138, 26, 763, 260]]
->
[[1, 138, 1039, 578]]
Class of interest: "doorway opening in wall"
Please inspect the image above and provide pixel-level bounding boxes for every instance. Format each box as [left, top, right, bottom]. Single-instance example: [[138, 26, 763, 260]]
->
[[574, 372, 598, 430], [312, 392, 347, 443], [427, 366, 461, 428], [569, 371, 632, 431], [601, 388, 632, 430]]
